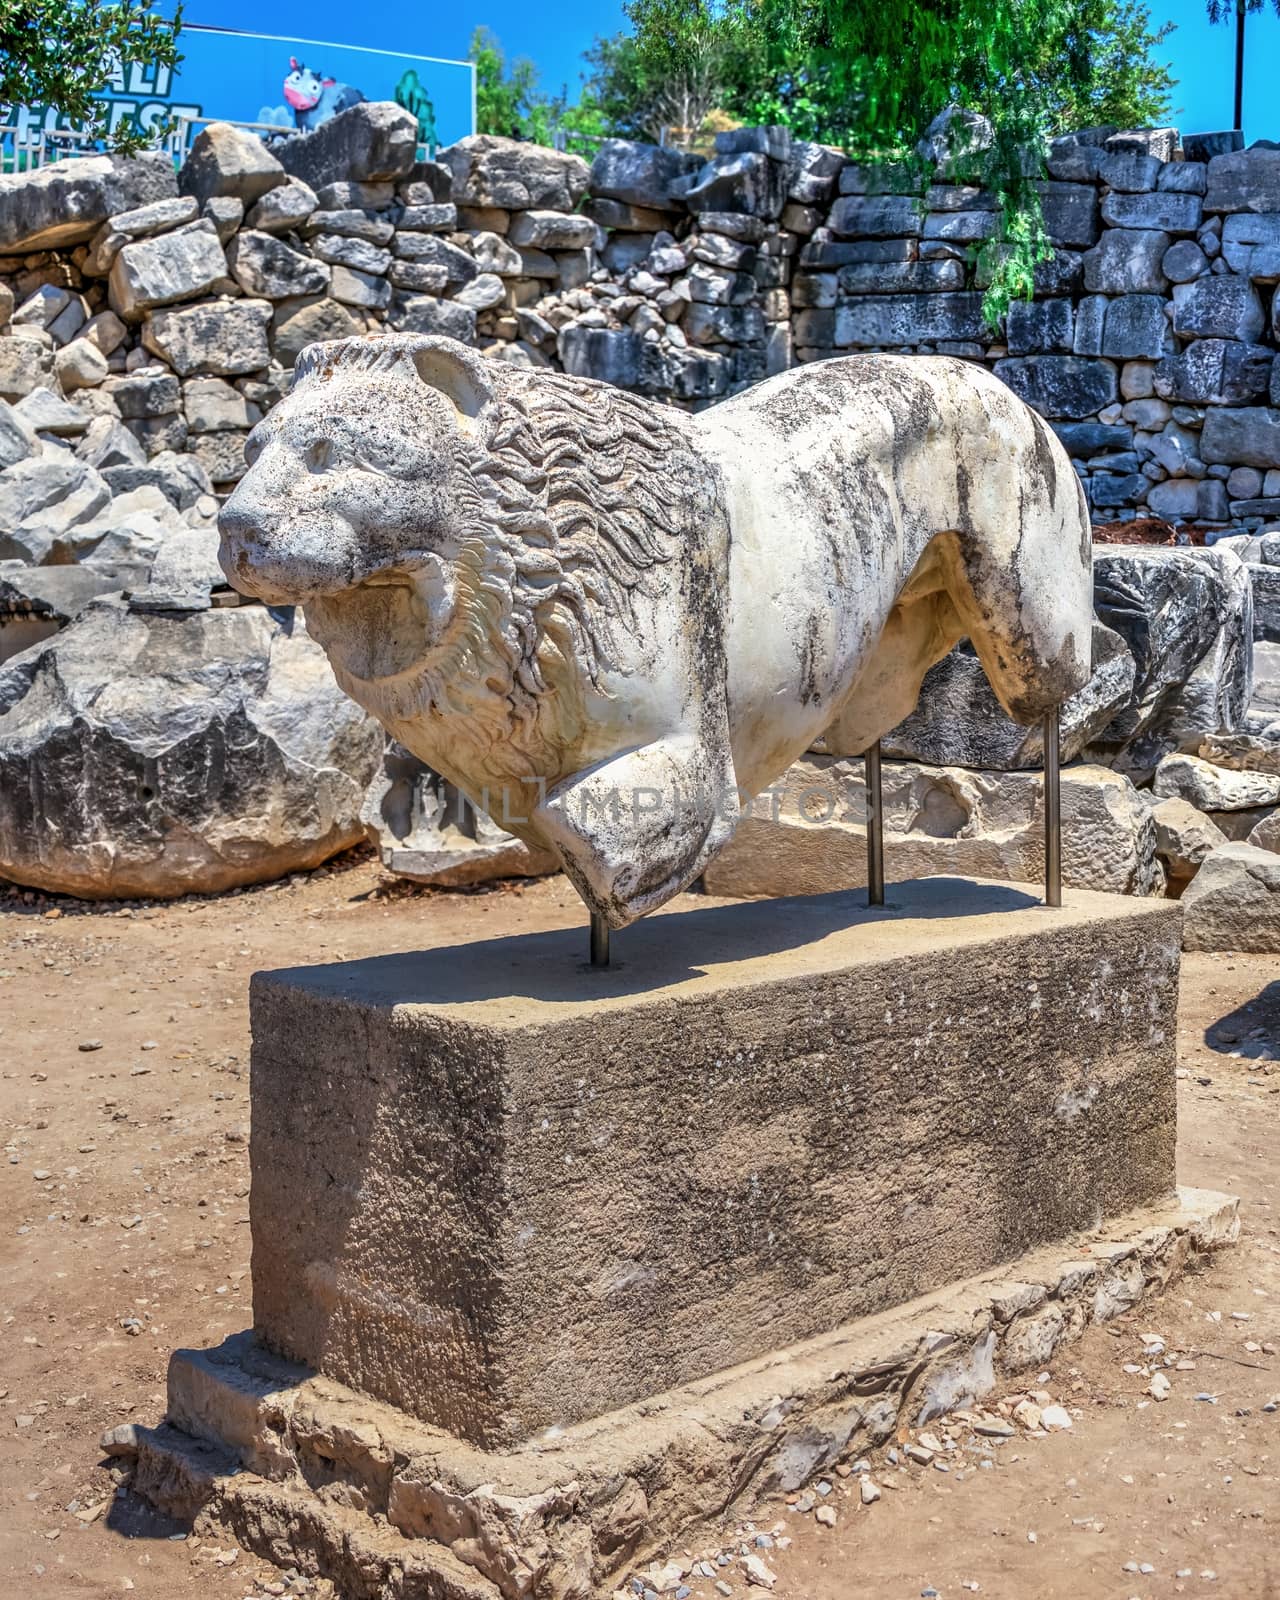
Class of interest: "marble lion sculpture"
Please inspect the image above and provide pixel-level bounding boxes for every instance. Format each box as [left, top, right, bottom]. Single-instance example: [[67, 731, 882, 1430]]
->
[[219, 334, 1093, 927]]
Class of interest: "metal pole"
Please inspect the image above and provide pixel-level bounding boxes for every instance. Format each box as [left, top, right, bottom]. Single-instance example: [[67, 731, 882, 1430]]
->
[[590, 912, 610, 968], [1235, 0, 1246, 133], [1043, 708, 1062, 908], [865, 740, 885, 907]]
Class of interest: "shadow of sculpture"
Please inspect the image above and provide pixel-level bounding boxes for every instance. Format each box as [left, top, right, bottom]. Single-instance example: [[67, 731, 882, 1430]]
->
[[260, 877, 1044, 1008]]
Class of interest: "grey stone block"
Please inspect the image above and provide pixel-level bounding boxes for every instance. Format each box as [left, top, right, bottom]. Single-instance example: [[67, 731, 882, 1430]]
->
[[1200, 406, 1280, 468], [588, 139, 699, 208], [1173, 276, 1265, 341], [799, 239, 916, 267], [1154, 339, 1273, 405], [1052, 421, 1133, 457], [834, 293, 986, 347], [1101, 191, 1202, 233], [1157, 161, 1207, 195], [1204, 146, 1280, 212], [1083, 229, 1171, 293], [1072, 295, 1107, 356], [248, 882, 1179, 1446], [1038, 181, 1101, 247], [1099, 151, 1162, 192], [993, 355, 1119, 419], [1006, 297, 1074, 355], [1091, 471, 1147, 506], [1183, 131, 1243, 161], [835, 259, 964, 295], [1102, 294, 1172, 359], [827, 194, 923, 238]]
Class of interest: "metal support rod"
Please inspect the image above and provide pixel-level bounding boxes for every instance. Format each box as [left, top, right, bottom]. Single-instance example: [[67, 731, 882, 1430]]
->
[[1044, 708, 1062, 908], [590, 912, 611, 968], [865, 740, 885, 907]]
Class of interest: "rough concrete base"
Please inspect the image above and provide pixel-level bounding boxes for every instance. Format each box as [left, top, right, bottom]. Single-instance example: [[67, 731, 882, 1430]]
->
[[121, 1187, 1237, 1600], [248, 880, 1181, 1447]]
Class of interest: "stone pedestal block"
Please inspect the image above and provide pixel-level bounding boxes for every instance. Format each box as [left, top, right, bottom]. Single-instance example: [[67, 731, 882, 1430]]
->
[[249, 879, 1179, 1449]]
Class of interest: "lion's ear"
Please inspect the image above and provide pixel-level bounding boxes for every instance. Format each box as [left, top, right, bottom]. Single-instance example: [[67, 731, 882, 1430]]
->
[[411, 339, 494, 434]]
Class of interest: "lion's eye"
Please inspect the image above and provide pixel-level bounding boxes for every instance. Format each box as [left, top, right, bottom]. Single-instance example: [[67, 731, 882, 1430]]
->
[[305, 438, 336, 473]]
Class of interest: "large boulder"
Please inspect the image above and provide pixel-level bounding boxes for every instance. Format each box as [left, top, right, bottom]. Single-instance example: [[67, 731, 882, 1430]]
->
[[178, 123, 285, 208], [588, 139, 699, 209], [439, 134, 589, 212], [0, 152, 176, 252], [702, 755, 1164, 899], [0, 599, 383, 898], [362, 742, 558, 886], [1086, 545, 1254, 776], [1181, 842, 1280, 951], [881, 622, 1135, 770], [279, 102, 418, 191]]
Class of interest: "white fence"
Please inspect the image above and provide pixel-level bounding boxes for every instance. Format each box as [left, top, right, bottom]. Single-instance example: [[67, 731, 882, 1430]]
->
[[0, 114, 437, 173]]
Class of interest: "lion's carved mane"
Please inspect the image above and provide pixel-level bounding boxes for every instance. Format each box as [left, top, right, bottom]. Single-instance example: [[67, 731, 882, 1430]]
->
[[298, 339, 715, 779]]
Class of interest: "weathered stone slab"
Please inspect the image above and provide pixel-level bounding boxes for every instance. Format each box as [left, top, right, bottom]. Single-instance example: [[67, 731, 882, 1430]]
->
[[1101, 190, 1202, 233], [0, 152, 175, 252], [834, 292, 986, 346], [1154, 339, 1273, 405], [993, 354, 1118, 418], [248, 880, 1180, 1450], [1204, 145, 1280, 212], [1082, 228, 1170, 293], [1201, 406, 1280, 469], [279, 102, 417, 191], [1172, 275, 1265, 341], [1181, 842, 1280, 950]]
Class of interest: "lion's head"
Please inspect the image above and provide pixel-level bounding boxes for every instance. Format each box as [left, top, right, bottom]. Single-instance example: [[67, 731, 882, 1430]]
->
[[219, 334, 707, 767]]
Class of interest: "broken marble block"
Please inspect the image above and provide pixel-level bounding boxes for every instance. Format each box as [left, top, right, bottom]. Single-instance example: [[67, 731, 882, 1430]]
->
[[361, 742, 558, 885]]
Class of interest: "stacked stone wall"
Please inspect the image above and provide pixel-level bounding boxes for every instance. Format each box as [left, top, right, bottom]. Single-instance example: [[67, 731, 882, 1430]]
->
[[3, 108, 1280, 541]]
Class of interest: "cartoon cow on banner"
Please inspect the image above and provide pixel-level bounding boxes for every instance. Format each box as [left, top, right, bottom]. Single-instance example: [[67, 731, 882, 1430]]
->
[[259, 57, 365, 131]]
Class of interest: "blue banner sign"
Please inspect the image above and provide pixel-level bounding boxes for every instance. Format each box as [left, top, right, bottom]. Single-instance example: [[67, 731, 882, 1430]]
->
[[10, 26, 475, 152]]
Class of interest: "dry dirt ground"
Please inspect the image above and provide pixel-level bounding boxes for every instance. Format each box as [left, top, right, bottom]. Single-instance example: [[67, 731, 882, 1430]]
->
[[1, 856, 1278, 1600]]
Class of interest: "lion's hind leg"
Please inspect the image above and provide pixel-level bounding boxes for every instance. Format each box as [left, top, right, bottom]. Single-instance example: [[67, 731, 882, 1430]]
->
[[820, 542, 966, 758]]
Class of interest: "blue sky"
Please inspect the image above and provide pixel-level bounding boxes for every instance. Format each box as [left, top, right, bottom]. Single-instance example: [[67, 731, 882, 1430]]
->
[[183, 0, 1280, 139], [1158, 0, 1280, 141], [182, 0, 629, 102]]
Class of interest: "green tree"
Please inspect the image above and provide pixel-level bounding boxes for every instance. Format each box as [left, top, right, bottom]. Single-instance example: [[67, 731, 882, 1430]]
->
[[615, 0, 758, 142], [469, 25, 564, 141], [585, 0, 1175, 320], [0, 0, 183, 155], [777, 0, 1177, 319]]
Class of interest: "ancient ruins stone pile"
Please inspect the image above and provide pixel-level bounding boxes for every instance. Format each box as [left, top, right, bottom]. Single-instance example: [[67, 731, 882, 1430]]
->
[[0, 107, 1277, 931]]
